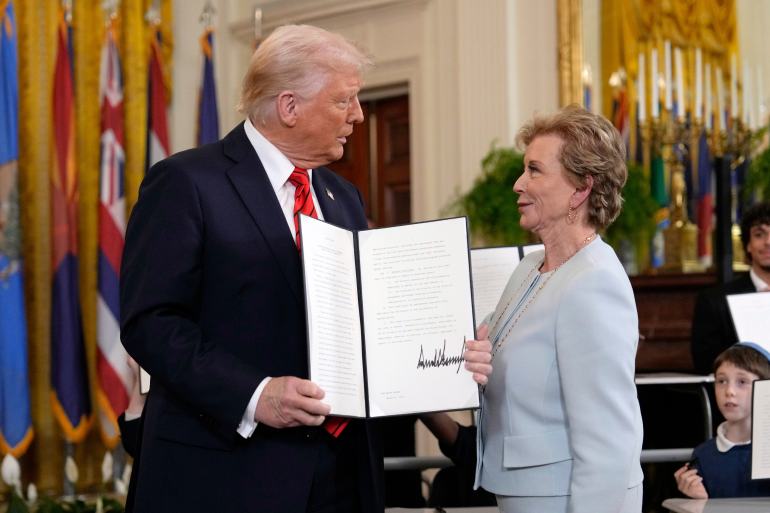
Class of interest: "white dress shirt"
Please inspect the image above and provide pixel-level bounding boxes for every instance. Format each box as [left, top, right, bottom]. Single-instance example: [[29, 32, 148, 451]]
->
[[750, 268, 770, 292], [236, 119, 325, 438]]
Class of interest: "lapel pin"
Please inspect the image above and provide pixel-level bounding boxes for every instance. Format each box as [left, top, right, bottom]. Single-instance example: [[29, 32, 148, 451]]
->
[[326, 188, 335, 201]]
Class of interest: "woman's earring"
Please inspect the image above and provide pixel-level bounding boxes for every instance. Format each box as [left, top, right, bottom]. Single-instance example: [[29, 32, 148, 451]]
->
[[567, 205, 576, 223]]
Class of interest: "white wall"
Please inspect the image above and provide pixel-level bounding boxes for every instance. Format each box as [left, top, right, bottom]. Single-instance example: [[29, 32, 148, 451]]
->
[[170, 0, 251, 153]]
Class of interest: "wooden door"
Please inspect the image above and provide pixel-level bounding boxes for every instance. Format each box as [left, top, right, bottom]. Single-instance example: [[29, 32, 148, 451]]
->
[[328, 94, 410, 227]]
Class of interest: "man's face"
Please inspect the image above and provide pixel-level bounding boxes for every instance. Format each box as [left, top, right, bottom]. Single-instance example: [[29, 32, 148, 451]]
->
[[292, 67, 364, 168], [746, 223, 770, 273]]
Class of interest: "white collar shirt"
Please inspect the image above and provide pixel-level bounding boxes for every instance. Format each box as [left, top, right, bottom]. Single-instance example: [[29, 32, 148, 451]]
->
[[749, 268, 770, 292], [243, 118, 325, 238]]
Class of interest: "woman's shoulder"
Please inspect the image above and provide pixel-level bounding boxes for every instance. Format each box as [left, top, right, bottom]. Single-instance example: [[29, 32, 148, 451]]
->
[[563, 237, 629, 286]]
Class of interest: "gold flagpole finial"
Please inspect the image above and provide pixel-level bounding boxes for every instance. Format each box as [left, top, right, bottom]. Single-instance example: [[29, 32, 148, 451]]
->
[[62, 0, 73, 24], [253, 7, 262, 42], [199, 1, 216, 30], [101, 0, 119, 24], [145, 0, 161, 27]]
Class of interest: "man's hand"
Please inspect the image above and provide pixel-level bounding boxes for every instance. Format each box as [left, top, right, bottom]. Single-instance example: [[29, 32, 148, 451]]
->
[[464, 324, 493, 386], [674, 464, 708, 499], [255, 377, 331, 429]]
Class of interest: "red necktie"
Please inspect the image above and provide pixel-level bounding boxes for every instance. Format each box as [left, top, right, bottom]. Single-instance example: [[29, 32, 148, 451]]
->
[[288, 167, 349, 437], [288, 167, 317, 249]]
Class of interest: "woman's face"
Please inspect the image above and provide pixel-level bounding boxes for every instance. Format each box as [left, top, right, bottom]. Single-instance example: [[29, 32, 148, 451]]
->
[[513, 134, 577, 235]]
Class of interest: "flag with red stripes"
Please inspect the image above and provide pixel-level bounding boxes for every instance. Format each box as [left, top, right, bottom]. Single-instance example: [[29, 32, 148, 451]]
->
[[96, 22, 131, 449], [146, 30, 169, 169], [695, 129, 713, 264], [50, 10, 91, 443]]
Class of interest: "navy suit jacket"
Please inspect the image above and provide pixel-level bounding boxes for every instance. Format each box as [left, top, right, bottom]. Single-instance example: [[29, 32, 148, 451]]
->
[[691, 273, 756, 374], [120, 123, 383, 513]]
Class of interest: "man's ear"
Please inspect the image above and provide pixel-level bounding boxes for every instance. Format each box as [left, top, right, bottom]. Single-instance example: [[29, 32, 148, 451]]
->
[[277, 91, 298, 127], [571, 174, 594, 208]]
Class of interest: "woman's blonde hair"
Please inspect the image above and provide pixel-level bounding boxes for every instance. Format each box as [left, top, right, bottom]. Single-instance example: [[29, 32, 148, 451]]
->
[[237, 24, 373, 124], [516, 105, 627, 230]]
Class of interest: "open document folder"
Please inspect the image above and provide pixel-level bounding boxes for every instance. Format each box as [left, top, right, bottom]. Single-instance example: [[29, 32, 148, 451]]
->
[[299, 215, 479, 418]]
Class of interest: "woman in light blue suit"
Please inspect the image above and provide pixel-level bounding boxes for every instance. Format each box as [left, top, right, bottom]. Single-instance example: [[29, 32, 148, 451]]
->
[[474, 105, 644, 513]]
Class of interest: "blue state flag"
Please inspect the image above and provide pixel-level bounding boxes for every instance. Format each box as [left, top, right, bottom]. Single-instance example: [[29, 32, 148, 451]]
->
[[0, 0, 34, 458], [197, 28, 219, 146]]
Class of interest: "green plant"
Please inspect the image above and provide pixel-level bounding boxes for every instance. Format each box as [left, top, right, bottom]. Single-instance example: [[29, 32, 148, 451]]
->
[[745, 143, 770, 201], [449, 144, 528, 246], [450, 144, 657, 254], [604, 162, 659, 248]]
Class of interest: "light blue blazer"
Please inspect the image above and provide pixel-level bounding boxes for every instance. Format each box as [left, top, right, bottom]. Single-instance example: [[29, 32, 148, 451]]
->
[[475, 237, 644, 513]]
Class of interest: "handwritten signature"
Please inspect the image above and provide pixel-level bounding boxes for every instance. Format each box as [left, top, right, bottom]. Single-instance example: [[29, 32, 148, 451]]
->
[[416, 338, 466, 373]]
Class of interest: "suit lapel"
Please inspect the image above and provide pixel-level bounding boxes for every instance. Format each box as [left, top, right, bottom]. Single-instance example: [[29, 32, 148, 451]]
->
[[312, 168, 344, 226], [223, 124, 303, 303]]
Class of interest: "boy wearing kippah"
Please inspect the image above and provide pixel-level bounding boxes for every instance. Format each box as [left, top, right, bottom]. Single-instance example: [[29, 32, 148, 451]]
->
[[674, 344, 770, 498]]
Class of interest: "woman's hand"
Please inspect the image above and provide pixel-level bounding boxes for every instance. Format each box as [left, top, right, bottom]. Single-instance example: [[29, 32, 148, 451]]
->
[[464, 324, 493, 385], [674, 464, 708, 499]]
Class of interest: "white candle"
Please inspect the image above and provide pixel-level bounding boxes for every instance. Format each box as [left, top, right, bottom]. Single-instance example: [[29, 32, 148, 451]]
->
[[638, 52, 646, 122], [705, 62, 712, 130], [716, 66, 725, 131], [695, 48, 703, 122], [743, 63, 751, 126], [675, 47, 685, 120], [651, 48, 659, 119], [665, 40, 673, 110], [730, 54, 738, 119]]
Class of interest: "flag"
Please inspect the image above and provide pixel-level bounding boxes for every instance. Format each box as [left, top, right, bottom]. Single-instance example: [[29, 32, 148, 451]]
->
[[0, 0, 33, 458], [651, 153, 668, 207], [611, 88, 630, 160], [734, 158, 749, 222], [197, 27, 219, 146], [50, 10, 91, 443], [695, 129, 713, 262], [147, 30, 169, 169], [96, 22, 131, 449], [650, 152, 669, 270]]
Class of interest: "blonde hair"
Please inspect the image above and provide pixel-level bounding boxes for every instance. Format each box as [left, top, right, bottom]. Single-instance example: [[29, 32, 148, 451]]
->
[[515, 105, 627, 230], [237, 24, 373, 123]]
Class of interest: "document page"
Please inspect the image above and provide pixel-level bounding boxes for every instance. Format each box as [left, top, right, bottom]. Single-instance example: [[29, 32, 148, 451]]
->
[[752, 379, 770, 479], [470, 247, 520, 321], [727, 292, 770, 360], [139, 367, 151, 394], [300, 216, 366, 417], [358, 217, 478, 417]]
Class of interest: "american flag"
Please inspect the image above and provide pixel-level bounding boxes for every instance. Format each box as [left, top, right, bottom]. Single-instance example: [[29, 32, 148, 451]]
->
[[96, 22, 131, 448]]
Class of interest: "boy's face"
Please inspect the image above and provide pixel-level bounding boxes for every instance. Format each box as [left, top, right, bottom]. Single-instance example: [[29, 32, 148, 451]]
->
[[714, 362, 760, 424]]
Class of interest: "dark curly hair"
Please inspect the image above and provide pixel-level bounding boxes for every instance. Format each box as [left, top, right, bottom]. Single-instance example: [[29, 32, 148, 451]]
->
[[714, 344, 770, 379], [739, 202, 770, 264]]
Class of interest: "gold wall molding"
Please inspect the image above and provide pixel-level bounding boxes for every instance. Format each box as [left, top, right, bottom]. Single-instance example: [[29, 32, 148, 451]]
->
[[557, 0, 583, 106]]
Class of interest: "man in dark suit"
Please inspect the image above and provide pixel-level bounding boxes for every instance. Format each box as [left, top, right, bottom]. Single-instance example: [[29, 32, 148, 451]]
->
[[691, 202, 770, 374], [119, 25, 381, 513]]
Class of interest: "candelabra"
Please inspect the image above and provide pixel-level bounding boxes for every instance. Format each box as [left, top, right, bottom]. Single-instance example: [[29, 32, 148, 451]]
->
[[645, 113, 703, 272], [722, 118, 754, 270]]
